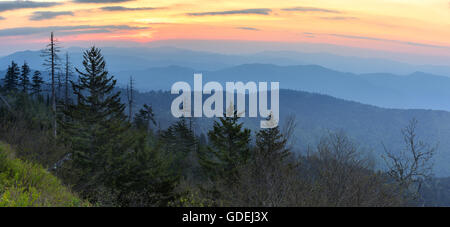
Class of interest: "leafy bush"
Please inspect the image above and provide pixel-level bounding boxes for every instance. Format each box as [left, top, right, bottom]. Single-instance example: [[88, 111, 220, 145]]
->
[[0, 142, 88, 207]]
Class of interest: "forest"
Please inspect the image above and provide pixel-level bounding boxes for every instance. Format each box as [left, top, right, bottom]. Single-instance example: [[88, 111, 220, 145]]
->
[[0, 34, 439, 207]]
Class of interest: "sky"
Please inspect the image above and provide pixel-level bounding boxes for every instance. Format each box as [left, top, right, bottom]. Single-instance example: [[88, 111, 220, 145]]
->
[[0, 0, 450, 63]]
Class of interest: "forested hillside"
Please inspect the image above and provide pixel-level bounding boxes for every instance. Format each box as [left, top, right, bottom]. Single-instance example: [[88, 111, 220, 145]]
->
[[0, 45, 443, 206], [123, 89, 449, 176]]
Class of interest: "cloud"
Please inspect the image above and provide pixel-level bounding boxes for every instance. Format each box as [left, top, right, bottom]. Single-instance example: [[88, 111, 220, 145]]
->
[[0, 15, 4, 20], [73, 0, 133, 3], [282, 7, 340, 13], [329, 34, 390, 42], [329, 33, 450, 49], [100, 6, 158, 11], [187, 8, 271, 16], [30, 11, 74, 21], [320, 16, 358, 20], [57, 29, 113, 36], [302, 32, 315, 38], [301, 32, 450, 49], [0, 25, 149, 37], [0, 1, 61, 12], [235, 27, 260, 31]]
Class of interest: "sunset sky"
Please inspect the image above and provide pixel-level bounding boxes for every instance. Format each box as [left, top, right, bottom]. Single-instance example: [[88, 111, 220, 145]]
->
[[1, 0, 450, 61]]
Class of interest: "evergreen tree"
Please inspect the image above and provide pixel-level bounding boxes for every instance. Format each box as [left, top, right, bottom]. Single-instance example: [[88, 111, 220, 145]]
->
[[255, 126, 290, 162], [3, 61, 20, 92], [231, 126, 295, 207], [200, 110, 251, 185], [134, 104, 156, 132], [19, 62, 30, 93], [31, 70, 44, 96], [159, 118, 198, 178], [113, 134, 179, 206], [61, 46, 134, 201]]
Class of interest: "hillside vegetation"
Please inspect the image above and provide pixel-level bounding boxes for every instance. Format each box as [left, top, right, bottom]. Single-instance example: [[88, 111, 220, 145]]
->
[[122, 89, 450, 175], [0, 44, 440, 206], [0, 142, 87, 207]]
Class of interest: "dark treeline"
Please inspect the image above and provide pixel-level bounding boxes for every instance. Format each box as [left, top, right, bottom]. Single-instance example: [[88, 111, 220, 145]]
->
[[0, 34, 437, 207]]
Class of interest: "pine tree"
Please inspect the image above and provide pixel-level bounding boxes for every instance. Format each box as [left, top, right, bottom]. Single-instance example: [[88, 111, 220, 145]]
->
[[255, 126, 290, 162], [31, 70, 44, 96], [200, 110, 251, 185], [19, 62, 31, 93], [113, 134, 179, 206], [234, 125, 294, 207], [159, 118, 198, 177], [134, 104, 156, 132], [61, 46, 134, 201], [3, 61, 20, 92]]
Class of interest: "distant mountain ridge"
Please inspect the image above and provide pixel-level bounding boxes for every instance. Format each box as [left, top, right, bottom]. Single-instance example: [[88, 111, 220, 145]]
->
[[3, 47, 450, 111], [113, 63, 450, 112], [127, 89, 450, 177], [2, 46, 450, 75]]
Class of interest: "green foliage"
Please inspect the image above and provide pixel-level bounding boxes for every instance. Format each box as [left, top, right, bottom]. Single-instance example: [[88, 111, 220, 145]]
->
[[255, 126, 290, 162], [2, 61, 20, 92], [159, 118, 199, 177], [0, 93, 66, 167], [19, 62, 30, 93], [215, 125, 298, 206], [58, 47, 180, 206], [1, 46, 435, 207], [168, 190, 215, 207], [61, 47, 135, 202], [201, 111, 251, 185], [111, 133, 179, 206], [0, 142, 88, 207], [31, 70, 44, 96], [134, 104, 156, 132]]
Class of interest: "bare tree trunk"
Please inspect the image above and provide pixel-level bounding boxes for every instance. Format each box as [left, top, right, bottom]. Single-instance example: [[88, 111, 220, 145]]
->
[[51, 32, 57, 138], [65, 52, 70, 106], [126, 76, 134, 122]]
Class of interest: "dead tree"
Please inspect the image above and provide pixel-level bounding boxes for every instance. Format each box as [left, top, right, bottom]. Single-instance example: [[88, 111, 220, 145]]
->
[[383, 118, 436, 201], [41, 32, 61, 138], [126, 75, 135, 122], [64, 52, 73, 106]]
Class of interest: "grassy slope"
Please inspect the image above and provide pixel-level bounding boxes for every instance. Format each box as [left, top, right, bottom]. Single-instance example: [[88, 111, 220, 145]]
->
[[0, 142, 88, 207]]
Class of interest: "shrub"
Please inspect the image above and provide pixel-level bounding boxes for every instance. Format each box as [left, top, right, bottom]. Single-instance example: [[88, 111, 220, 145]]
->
[[0, 142, 89, 207]]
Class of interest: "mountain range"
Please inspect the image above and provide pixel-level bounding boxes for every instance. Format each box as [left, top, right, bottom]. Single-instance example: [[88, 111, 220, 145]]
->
[[3, 46, 450, 176], [114, 63, 450, 111], [126, 89, 450, 176], [2, 46, 450, 75], [2, 47, 450, 111]]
